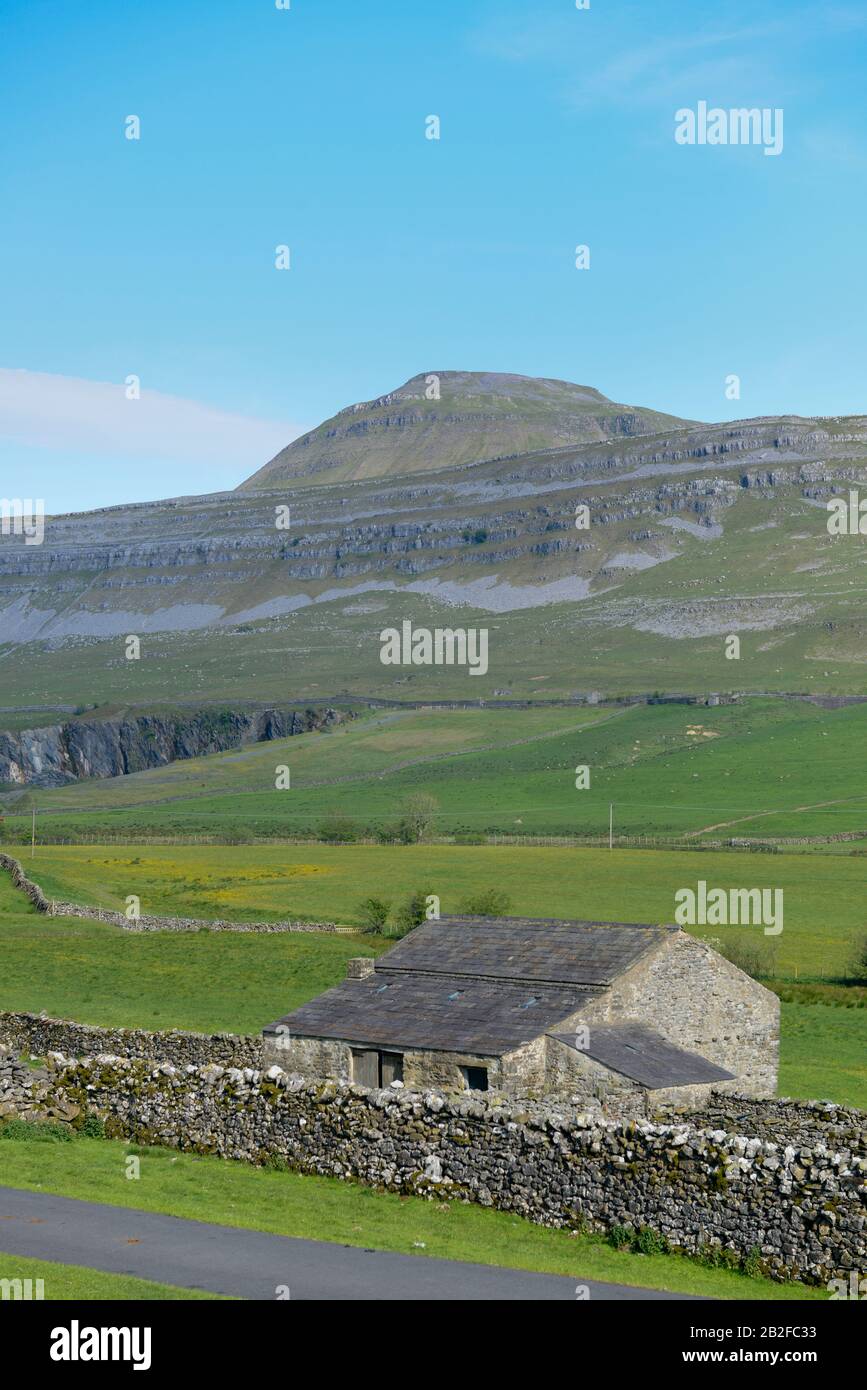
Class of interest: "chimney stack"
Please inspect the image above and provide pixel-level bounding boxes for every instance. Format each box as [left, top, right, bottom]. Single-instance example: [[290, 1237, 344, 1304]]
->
[[346, 957, 375, 980]]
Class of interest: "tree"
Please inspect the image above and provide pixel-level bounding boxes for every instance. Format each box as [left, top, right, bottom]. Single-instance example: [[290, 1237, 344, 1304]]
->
[[850, 934, 867, 985], [397, 792, 439, 844]]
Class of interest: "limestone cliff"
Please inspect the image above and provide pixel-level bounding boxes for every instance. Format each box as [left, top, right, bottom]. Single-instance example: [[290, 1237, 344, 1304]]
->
[[0, 707, 346, 787]]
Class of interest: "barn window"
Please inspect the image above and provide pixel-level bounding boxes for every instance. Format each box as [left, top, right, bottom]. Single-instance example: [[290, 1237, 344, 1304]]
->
[[462, 1065, 489, 1092]]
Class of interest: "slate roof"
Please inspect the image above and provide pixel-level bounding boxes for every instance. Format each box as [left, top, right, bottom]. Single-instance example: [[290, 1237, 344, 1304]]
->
[[265, 972, 593, 1056], [377, 915, 674, 988], [549, 1023, 736, 1089], [264, 916, 680, 1058]]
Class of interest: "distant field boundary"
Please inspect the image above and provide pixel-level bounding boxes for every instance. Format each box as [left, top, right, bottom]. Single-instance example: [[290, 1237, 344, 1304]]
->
[[0, 1010, 261, 1069], [0, 853, 354, 936], [4, 830, 864, 852]]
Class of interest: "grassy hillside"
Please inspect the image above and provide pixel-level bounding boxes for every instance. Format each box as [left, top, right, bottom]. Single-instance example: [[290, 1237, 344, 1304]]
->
[[11, 697, 867, 842], [241, 370, 689, 488], [8, 471, 867, 708]]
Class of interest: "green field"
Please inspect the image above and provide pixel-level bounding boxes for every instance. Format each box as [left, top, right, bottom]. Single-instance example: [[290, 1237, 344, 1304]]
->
[[0, 869, 379, 1033], [0, 1130, 828, 1301], [14, 839, 866, 981], [2, 695, 866, 1113], [8, 697, 867, 843]]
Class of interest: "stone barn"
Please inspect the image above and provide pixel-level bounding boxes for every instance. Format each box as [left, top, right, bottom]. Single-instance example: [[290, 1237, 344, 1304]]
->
[[263, 916, 778, 1112]]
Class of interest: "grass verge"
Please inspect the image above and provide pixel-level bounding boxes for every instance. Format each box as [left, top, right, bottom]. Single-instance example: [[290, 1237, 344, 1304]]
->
[[0, 1251, 227, 1300]]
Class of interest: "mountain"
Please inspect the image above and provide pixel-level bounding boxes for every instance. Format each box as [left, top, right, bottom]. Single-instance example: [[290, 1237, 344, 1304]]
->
[[2, 372, 867, 713], [240, 371, 691, 488]]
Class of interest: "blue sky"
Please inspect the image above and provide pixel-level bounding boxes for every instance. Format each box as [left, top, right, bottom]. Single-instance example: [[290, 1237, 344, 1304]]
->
[[1, 0, 866, 512]]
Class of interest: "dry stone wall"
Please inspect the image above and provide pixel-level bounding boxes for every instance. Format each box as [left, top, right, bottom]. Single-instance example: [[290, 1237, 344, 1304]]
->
[[0, 1012, 263, 1070], [0, 1045, 43, 1118], [33, 1052, 867, 1287]]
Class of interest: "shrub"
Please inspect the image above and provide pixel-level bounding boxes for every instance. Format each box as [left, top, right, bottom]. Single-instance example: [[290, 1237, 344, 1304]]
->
[[743, 1245, 764, 1279], [635, 1225, 670, 1256], [358, 896, 391, 934], [453, 832, 485, 845], [715, 937, 776, 981], [608, 1224, 633, 1251], [458, 888, 512, 916], [0, 1117, 73, 1143], [317, 811, 359, 844], [374, 822, 401, 844], [849, 934, 867, 985], [79, 1114, 106, 1140], [390, 888, 436, 938]]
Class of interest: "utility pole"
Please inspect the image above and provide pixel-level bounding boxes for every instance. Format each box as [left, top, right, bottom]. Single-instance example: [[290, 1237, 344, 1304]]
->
[[31, 806, 36, 858], [608, 802, 613, 851]]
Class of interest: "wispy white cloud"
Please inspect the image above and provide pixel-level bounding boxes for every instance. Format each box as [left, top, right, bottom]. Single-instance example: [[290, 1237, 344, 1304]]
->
[[0, 368, 303, 470], [468, 8, 829, 110]]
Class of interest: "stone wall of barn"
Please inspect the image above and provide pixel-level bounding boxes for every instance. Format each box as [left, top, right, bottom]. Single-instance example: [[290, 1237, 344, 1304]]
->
[[579, 932, 779, 1098], [264, 1032, 512, 1094], [263, 1029, 723, 1112]]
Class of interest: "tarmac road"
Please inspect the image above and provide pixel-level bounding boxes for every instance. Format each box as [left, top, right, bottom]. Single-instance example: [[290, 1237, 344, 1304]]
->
[[0, 1186, 702, 1301]]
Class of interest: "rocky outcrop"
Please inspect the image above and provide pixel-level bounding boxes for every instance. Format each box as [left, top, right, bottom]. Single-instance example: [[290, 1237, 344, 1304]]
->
[[0, 705, 347, 786]]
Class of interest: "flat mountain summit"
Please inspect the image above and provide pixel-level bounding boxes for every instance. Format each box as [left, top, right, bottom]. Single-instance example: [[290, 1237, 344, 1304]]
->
[[240, 370, 692, 488]]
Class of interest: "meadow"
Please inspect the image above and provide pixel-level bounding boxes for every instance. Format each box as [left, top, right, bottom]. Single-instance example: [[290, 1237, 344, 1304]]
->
[[15, 839, 866, 981], [9, 695, 867, 842]]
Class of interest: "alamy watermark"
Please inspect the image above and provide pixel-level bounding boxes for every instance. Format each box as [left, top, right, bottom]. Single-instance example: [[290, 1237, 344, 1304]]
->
[[675, 880, 783, 936], [675, 101, 783, 157], [826, 489, 867, 535], [50, 1322, 151, 1371], [380, 620, 489, 676], [1, 498, 44, 545], [1, 1277, 44, 1300]]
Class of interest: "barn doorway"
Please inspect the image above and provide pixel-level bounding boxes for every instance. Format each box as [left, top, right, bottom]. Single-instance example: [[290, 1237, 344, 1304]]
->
[[351, 1048, 404, 1087]]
